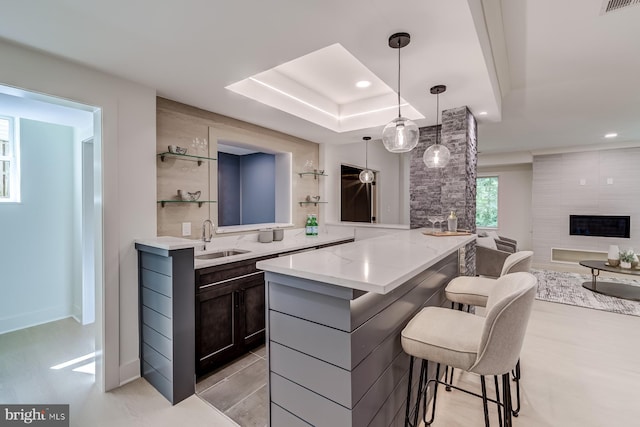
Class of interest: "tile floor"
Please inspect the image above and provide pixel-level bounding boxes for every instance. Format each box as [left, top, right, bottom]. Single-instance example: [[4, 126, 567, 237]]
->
[[196, 346, 268, 427]]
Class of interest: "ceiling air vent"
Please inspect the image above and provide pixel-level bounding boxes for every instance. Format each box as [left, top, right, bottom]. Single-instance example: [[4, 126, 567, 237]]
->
[[600, 0, 640, 14]]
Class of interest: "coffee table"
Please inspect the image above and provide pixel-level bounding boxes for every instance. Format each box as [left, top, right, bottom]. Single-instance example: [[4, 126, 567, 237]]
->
[[579, 260, 640, 302]]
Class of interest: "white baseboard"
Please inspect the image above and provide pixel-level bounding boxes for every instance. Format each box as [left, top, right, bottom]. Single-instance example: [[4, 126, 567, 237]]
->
[[0, 307, 74, 335], [119, 358, 141, 386]]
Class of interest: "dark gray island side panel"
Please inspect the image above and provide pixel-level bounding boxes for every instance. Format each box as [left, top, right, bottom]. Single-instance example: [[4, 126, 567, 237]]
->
[[136, 244, 195, 405], [265, 252, 460, 427]]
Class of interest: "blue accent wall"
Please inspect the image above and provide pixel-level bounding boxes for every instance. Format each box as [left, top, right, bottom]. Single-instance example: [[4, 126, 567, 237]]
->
[[241, 153, 276, 224], [217, 152, 241, 226]]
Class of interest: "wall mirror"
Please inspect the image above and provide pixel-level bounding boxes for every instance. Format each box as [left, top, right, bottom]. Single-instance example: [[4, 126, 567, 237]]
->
[[216, 139, 292, 232]]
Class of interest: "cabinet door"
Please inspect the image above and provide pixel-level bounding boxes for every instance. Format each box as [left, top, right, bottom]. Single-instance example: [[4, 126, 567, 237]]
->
[[195, 281, 241, 377], [240, 272, 266, 349]]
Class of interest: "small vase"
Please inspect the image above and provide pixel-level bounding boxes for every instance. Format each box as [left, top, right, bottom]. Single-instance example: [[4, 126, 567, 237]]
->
[[620, 261, 631, 269]]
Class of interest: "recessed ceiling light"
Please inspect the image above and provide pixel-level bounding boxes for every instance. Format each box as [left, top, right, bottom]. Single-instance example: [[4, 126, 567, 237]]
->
[[356, 80, 371, 88], [478, 111, 488, 116], [605, 132, 618, 138]]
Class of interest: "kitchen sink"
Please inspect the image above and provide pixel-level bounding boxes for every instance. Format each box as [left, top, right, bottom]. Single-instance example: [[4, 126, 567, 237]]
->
[[195, 249, 250, 260]]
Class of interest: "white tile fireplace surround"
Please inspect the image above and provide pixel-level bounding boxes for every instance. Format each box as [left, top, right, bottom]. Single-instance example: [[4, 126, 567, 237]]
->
[[532, 148, 640, 267]]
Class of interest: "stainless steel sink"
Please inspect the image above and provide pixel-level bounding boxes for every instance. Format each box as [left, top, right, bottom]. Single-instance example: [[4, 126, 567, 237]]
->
[[195, 249, 250, 260]]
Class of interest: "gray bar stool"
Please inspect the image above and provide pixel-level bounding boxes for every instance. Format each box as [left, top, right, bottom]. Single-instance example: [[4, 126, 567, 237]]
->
[[401, 272, 537, 427], [445, 250, 534, 415]]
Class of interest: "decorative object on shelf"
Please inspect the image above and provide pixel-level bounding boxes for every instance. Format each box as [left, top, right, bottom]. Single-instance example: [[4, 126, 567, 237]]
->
[[423, 85, 451, 168], [191, 137, 208, 156], [303, 160, 314, 173], [619, 248, 635, 269], [382, 32, 419, 153], [168, 145, 188, 155], [633, 252, 639, 269], [608, 245, 620, 266], [447, 210, 458, 232], [177, 189, 201, 201], [359, 136, 375, 184]]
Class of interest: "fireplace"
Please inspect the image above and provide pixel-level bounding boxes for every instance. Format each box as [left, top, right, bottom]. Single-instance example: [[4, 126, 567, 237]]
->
[[569, 215, 630, 238]]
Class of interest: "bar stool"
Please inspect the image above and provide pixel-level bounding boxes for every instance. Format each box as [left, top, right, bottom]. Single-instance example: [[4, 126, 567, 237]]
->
[[445, 250, 533, 415], [401, 272, 537, 427]]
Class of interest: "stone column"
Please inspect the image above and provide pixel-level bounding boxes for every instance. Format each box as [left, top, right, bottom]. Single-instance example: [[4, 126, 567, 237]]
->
[[410, 106, 477, 274]]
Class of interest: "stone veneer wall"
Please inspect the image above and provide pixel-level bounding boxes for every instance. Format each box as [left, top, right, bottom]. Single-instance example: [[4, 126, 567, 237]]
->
[[410, 106, 477, 275]]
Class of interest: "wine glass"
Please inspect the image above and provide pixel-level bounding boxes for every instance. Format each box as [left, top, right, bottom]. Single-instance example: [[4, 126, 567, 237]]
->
[[435, 215, 446, 232], [428, 215, 440, 233]]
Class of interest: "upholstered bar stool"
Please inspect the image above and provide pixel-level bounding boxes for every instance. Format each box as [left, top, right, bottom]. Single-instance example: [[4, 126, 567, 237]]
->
[[401, 272, 537, 427], [445, 250, 534, 415]]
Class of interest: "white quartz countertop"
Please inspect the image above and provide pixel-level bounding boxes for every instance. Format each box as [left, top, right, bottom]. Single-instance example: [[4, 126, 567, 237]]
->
[[135, 229, 355, 269], [256, 229, 476, 294]]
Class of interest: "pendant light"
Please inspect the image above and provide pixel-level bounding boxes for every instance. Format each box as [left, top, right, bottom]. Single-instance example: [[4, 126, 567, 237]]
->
[[359, 136, 375, 184], [423, 85, 451, 168], [382, 32, 419, 153]]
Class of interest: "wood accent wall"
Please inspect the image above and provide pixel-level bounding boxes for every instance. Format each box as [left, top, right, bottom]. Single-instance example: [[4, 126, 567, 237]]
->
[[156, 97, 320, 238]]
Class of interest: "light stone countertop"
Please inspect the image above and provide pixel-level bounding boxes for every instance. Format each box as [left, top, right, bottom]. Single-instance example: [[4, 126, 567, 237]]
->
[[256, 229, 476, 294], [135, 228, 356, 269]]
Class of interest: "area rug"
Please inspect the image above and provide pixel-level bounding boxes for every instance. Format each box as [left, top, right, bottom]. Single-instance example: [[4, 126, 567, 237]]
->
[[531, 268, 640, 317]]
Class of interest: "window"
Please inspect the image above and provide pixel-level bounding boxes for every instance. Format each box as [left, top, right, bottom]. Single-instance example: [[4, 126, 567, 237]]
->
[[0, 116, 19, 202], [476, 176, 498, 228]]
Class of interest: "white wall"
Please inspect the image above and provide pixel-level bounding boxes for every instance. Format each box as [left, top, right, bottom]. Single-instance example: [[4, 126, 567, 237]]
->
[[532, 148, 640, 267], [478, 163, 533, 251], [320, 140, 408, 225], [0, 39, 157, 390], [0, 119, 75, 333]]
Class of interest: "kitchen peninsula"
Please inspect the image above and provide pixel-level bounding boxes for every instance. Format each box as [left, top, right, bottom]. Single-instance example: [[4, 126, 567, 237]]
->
[[256, 229, 475, 426], [134, 228, 354, 404]]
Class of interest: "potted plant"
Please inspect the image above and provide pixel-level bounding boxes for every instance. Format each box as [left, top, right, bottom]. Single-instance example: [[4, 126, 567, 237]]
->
[[619, 249, 635, 269]]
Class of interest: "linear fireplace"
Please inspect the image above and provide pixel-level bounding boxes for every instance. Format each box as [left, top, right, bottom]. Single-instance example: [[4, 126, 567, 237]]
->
[[569, 215, 630, 238]]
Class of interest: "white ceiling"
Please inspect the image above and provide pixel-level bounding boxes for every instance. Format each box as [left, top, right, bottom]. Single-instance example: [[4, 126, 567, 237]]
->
[[0, 0, 639, 155]]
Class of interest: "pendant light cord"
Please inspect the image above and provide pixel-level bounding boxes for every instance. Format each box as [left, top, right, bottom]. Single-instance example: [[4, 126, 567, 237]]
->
[[365, 140, 369, 168], [436, 92, 440, 145], [397, 43, 401, 118]]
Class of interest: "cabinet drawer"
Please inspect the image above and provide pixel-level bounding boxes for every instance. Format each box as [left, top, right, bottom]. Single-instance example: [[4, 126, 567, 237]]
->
[[196, 255, 272, 288]]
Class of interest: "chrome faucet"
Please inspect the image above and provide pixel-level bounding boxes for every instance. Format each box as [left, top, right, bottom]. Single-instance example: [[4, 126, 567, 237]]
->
[[202, 219, 214, 244]]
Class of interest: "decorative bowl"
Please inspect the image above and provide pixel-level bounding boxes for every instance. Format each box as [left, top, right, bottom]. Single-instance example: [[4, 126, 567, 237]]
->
[[177, 190, 201, 201], [168, 145, 188, 155]]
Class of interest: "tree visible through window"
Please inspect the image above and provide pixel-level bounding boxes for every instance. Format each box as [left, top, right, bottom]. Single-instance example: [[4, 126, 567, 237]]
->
[[0, 116, 18, 202], [476, 176, 498, 228]]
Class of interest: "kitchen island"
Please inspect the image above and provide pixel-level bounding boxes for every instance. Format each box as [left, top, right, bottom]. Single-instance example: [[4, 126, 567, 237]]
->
[[257, 229, 475, 427], [134, 228, 354, 404]]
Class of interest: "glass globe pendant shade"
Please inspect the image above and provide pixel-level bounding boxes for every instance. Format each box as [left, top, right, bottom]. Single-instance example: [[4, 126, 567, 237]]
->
[[359, 169, 375, 184], [382, 117, 419, 153], [423, 143, 451, 168]]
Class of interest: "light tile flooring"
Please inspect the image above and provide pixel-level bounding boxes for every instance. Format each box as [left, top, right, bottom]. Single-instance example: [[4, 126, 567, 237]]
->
[[1, 301, 639, 426], [196, 346, 267, 427]]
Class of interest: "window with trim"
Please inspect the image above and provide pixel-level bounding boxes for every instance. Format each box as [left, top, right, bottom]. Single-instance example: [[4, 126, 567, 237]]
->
[[0, 116, 19, 202], [476, 176, 498, 228]]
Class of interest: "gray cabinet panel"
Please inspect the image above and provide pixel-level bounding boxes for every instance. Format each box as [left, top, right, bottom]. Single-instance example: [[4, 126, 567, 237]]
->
[[270, 342, 351, 407], [142, 361, 173, 402], [142, 324, 172, 360], [268, 282, 352, 331], [270, 403, 311, 427], [270, 373, 351, 427], [141, 268, 172, 297], [140, 251, 172, 276], [142, 343, 172, 381], [269, 311, 351, 369], [142, 306, 172, 339], [142, 287, 172, 318]]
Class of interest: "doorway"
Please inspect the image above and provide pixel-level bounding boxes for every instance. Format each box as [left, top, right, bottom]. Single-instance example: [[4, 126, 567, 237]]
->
[[0, 86, 102, 400], [340, 164, 378, 223]]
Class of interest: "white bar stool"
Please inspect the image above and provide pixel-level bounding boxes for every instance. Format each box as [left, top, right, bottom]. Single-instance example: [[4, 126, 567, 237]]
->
[[401, 272, 537, 427]]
